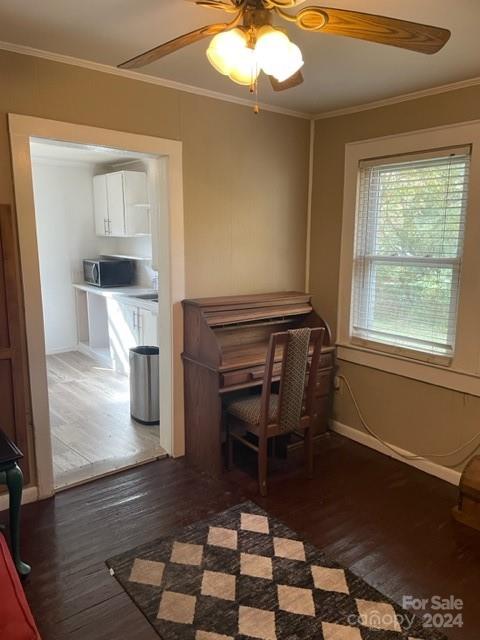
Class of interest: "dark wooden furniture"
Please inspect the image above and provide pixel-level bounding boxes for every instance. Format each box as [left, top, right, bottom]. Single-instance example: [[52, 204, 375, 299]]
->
[[452, 456, 480, 531], [182, 292, 334, 476], [227, 327, 325, 495], [0, 428, 30, 576], [0, 205, 31, 485]]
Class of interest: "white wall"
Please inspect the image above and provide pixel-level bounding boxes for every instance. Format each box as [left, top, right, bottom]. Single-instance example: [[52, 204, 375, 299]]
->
[[32, 160, 97, 354], [32, 158, 156, 354]]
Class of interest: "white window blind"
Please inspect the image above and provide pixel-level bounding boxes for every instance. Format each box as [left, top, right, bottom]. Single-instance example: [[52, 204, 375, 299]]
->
[[351, 147, 470, 357]]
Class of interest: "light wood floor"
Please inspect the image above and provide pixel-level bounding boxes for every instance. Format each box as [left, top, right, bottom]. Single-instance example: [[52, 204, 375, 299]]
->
[[47, 351, 166, 489]]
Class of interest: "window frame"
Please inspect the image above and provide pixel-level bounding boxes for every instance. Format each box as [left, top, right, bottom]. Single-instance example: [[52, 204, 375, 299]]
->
[[338, 121, 480, 396], [351, 147, 470, 362]]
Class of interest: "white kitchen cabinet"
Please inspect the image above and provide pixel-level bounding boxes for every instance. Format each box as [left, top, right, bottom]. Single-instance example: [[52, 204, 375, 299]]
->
[[123, 303, 141, 345], [140, 308, 158, 347], [93, 170, 150, 237], [93, 174, 109, 236], [107, 298, 158, 374], [106, 172, 129, 236], [106, 299, 138, 374], [123, 172, 150, 236]]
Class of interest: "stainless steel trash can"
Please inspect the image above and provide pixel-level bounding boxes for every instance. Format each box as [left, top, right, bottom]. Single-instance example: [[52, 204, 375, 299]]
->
[[129, 346, 159, 425]]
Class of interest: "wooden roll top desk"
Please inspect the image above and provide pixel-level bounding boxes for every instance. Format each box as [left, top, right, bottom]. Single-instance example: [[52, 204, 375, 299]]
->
[[182, 292, 335, 476]]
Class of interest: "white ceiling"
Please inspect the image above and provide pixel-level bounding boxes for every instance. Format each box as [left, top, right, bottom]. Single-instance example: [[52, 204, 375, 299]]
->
[[1, 0, 480, 115]]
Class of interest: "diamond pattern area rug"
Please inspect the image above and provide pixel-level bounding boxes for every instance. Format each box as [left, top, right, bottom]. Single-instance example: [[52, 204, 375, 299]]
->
[[106, 502, 446, 640]]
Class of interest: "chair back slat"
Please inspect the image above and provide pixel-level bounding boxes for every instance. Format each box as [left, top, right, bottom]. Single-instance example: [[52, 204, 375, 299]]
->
[[278, 328, 311, 433], [304, 328, 324, 416], [259, 327, 325, 434]]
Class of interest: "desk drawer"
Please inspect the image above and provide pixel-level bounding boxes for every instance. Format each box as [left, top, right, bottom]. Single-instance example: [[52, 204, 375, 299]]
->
[[306, 353, 334, 374], [315, 370, 333, 397], [221, 363, 282, 389], [312, 395, 331, 434], [221, 354, 334, 391], [318, 352, 334, 370]]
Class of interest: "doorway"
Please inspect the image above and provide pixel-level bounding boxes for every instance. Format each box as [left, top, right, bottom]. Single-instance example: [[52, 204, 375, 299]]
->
[[9, 115, 185, 498], [31, 139, 167, 488]]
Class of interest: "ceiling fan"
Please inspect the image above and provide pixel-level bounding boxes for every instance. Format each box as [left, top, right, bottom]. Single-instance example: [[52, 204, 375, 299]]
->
[[118, 0, 450, 95]]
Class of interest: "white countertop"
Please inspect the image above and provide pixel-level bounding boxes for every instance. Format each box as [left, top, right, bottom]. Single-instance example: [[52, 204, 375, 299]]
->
[[73, 283, 158, 312]]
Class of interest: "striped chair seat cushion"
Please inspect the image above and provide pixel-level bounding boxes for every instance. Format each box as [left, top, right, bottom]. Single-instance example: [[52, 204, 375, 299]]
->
[[227, 394, 279, 426]]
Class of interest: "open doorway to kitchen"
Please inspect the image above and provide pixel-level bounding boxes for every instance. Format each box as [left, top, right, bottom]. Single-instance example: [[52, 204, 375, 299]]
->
[[9, 115, 185, 498], [30, 139, 166, 489]]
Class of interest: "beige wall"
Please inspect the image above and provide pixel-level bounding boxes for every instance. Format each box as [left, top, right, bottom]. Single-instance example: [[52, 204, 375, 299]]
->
[[0, 48, 310, 483], [181, 94, 309, 296], [8, 45, 478, 477], [0, 49, 310, 299], [309, 85, 480, 471]]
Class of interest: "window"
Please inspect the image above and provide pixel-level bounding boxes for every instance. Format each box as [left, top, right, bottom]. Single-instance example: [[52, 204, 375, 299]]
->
[[338, 123, 480, 394], [351, 148, 470, 358]]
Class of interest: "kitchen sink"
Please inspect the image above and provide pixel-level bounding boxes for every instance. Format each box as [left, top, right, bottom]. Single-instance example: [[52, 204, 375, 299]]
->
[[130, 293, 158, 302]]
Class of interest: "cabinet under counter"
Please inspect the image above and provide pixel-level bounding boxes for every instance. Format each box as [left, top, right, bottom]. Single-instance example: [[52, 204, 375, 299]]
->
[[73, 284, 158, 374]]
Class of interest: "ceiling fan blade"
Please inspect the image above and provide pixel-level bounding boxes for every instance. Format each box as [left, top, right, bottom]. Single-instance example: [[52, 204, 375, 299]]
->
[[195, 0, 239, 12], [269, 70, 304, 92], [264, 0, 306, 7], [118, 17, 240, 69], [286, 6, 451, 54]]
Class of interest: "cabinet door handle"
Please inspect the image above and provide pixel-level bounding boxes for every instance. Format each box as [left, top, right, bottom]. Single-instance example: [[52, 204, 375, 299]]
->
[[103, 219, 107, 235], [107, 219, 111, 235], [132, 310, 137, 329]]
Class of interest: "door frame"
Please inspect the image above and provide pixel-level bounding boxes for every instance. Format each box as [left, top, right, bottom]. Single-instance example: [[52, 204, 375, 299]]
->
[[8, 114, 185, 498]]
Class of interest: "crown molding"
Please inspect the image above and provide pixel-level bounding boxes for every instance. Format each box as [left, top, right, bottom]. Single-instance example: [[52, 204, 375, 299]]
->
[[4, 39, 479, 125], [0, 40, 310, 120], [314, 75, 480, 120]]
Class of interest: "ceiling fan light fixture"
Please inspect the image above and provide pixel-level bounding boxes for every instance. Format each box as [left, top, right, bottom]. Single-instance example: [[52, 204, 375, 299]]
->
[[229, 46, 260, 85], [270, 42, 304, 82], [255, 25, 304, 82], [206, 28, 248, 76], [255, 26, 288, 75]]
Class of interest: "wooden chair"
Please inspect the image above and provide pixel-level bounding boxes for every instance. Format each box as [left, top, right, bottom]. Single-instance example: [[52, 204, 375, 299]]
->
[[226, 327, 325, 496]]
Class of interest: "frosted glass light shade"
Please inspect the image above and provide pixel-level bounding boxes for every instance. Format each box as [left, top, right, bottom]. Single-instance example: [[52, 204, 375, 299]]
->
[[255, 26, 304, 82], [255, 27, 290, 76], [272, 42, 304, 82], [229, 47, 260, 85], [206, 29, 248, 76]]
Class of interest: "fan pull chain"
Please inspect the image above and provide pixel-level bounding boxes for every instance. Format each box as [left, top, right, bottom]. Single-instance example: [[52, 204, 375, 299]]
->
[[253, 80, 260, 114], [250, 64, 260, 114], [245, 24, 260, 114]]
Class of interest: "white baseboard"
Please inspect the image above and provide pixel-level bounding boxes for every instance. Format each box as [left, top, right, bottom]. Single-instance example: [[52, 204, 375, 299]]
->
[[0, 486, 39, 512], [45, 346, 78, 355], [330, 420, 462, 486]]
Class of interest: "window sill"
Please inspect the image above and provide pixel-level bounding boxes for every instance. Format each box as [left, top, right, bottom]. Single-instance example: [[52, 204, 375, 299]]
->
[[350, 337, 452, 367], [336, 341, 480, 397]]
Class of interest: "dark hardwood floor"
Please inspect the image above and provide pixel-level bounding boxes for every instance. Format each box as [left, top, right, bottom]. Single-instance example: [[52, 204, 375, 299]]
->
[[2, 433, 479, 640]]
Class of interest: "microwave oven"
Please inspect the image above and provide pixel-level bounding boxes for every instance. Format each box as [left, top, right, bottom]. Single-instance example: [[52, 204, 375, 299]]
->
[[83, 258, 134, 288]]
